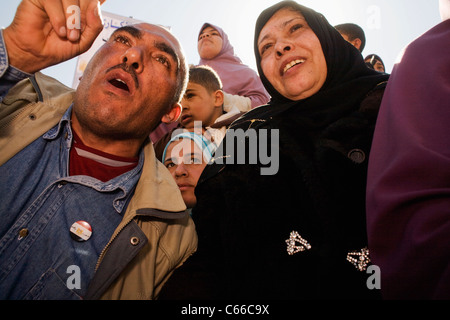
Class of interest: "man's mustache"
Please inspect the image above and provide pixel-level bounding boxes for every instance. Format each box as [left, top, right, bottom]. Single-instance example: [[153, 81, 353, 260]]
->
[[106, 62, 139, 89]]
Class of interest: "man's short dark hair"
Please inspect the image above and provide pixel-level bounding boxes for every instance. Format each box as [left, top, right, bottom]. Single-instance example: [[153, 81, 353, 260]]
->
[[335, 23, 366, 52]]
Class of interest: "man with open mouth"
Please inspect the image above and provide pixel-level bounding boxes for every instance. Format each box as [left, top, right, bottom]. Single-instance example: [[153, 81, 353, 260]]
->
[[0, 0, 196, 300]]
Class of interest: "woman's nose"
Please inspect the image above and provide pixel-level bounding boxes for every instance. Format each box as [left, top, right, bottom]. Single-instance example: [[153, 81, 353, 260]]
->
[[275, 42, 292, 57], [200, 33, 210, 40], [174, 163, 189, 177]]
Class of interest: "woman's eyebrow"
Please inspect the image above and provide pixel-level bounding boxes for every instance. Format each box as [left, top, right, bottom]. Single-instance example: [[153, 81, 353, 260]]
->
[[258, 33, 271, 47], [164, 157, 175, 165], [258, 17, 301, 47]]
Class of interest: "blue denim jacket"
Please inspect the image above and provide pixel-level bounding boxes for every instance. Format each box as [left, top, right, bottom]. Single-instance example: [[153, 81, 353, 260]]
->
[[0, 29, 32, 102], [0, 106, 143, 299]]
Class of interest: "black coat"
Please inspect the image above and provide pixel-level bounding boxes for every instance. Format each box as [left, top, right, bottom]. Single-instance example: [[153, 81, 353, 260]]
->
[[160, 1, 390, 300], [160, 82, 386, 300]]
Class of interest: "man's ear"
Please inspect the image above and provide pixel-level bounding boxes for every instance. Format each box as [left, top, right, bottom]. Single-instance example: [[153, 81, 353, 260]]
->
[[161, 103, 182, 124], [214, 90, 224, 108], [351, 38, 362, 51]]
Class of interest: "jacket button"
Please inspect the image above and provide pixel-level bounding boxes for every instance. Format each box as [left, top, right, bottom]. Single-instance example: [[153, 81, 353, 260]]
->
[[130, 237, 140, 246], [18, 228, 29, 240], [347, 149, 366, 164], [57, 181, 68, 188]]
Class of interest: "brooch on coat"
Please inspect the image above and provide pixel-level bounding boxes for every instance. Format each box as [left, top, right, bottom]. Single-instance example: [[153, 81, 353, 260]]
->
[[285, 231, 312, 255], [285, 231, 371, 272], [346, 247, 371, 271]]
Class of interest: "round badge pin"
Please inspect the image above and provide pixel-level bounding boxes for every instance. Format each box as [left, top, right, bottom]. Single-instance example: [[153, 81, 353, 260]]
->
[[70, 221, 92, 242]]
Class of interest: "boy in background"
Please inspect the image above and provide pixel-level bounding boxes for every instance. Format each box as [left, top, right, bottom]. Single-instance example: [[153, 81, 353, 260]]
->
[[154, 65, 243, 160], [335, 23, 366, 53]]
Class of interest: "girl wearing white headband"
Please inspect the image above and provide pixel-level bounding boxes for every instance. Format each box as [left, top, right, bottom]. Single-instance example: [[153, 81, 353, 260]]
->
[[162, 132, 216, 208]]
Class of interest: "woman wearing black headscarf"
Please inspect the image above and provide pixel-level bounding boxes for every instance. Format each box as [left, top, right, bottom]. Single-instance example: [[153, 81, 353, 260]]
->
[[159, 1, 389, 300]]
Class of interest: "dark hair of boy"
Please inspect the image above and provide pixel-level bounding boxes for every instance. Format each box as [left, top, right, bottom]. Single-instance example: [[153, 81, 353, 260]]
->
[[189, 65, 223, 93], [335, 23, 366, 53]]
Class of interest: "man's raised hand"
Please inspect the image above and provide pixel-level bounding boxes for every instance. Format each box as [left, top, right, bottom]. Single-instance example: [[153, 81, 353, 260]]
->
[[3, 0, 105, 74]]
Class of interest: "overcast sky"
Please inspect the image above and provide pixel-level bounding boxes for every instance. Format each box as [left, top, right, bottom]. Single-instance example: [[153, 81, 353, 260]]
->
[[1, 0, 441, 88]]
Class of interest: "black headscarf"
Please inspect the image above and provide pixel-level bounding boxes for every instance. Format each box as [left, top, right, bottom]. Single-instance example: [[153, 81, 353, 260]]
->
[[251, 1, 389, 129]]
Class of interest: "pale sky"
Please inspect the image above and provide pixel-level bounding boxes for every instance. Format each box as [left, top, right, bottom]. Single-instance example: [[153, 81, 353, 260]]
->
[[1, 0, 442, 88]]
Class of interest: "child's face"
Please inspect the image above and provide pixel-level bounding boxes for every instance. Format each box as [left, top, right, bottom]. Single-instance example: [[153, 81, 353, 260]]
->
[[164, 139, 208, 208], [179, 82, 223, 129]]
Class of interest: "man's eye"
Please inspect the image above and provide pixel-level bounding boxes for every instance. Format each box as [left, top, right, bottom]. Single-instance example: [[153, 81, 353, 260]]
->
[[113, 35, 131, 46], [156, 55, 171, 69]]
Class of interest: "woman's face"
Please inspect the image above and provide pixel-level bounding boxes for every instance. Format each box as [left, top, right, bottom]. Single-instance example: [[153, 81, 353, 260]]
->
[[164, 139, 208, 208], [257, 8, 327, 101], [198, 26, 223, 60], [365, 57, 385, 73]]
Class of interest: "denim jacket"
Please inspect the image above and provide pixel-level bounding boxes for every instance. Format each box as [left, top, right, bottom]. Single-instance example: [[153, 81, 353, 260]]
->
[[0, 70, 197, 300]]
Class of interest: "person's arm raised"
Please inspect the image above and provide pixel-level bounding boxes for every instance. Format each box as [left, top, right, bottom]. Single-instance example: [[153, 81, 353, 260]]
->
[[3, 0, 105, 74]]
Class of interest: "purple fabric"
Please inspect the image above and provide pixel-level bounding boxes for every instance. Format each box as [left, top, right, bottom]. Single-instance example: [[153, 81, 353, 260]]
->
[[366, 19, 450, 299], [198, 23, 270, 108]]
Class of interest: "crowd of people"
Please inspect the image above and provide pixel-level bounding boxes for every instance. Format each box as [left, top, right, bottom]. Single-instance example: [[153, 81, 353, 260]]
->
[[0, 0, 448, 300]]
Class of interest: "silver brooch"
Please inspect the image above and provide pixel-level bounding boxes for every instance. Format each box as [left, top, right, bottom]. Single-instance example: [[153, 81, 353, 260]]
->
[[346, 247, 371, 271], [285, 231, 312, 255]]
